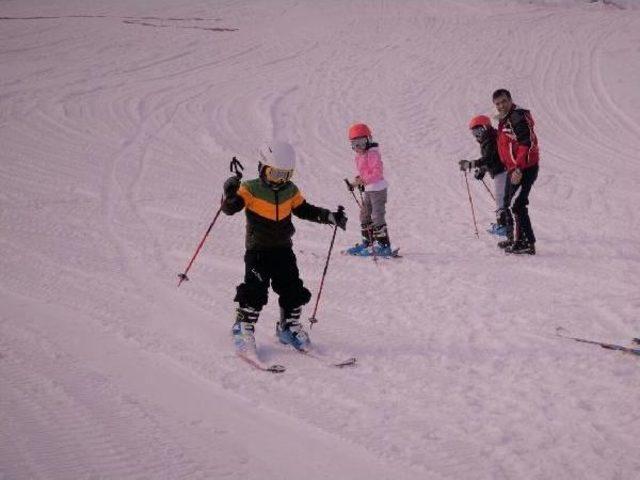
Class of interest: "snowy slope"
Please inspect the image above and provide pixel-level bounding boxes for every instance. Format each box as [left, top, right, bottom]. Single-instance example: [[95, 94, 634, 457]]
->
[[1, 1, 639, 479]]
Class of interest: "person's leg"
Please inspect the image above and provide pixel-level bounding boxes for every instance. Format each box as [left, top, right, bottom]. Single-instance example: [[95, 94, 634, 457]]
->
[[360, 191, 373, 232], [493, 172, 507, 225], [499, 177, 518, 248], [370, 189, 390, 248], [232, 250, 271, 350], [233, 251, 270, 323], [271, 248, 312, 350], [271, 248, 311, 312], [345, 192, 373, 254], [355, 191, 373, 247], [511, 166, 539, 245]]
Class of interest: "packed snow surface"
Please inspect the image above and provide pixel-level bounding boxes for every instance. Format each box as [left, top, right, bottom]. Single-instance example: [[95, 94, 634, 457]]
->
[[1, 1, 639, 479]]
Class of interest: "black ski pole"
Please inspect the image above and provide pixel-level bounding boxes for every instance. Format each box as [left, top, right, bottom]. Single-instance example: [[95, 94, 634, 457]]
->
[[463, 171, 480, 239], [309, 205, 344, 328], [481, 178, 496, 202], [344, 179, 377, 262], [177, 157, 244, 287], [344, 178, 363, 209], [357, 184, 365, 205]]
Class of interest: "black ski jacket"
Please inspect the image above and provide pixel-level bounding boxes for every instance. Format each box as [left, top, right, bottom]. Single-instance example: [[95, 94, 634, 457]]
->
[[473, 128, 505, 178], [222, 177, 331, 251]]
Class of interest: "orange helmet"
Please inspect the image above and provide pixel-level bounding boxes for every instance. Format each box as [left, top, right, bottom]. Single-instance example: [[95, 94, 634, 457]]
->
[[469, 115, 492, 130], [348, 123, 372, 140]]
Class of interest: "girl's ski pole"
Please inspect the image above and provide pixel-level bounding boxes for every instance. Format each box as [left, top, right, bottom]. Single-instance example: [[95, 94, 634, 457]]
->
[[344, 179, 377, 261]]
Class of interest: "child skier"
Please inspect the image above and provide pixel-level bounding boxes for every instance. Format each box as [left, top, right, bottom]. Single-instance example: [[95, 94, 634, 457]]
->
[[458, 115, 508, 236], [221, 141, 347, 355], [344, 123, 393, 256]]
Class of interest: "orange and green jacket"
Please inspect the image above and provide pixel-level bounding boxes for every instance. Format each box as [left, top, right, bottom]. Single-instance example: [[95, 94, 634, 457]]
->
[[222, 178, 331, 250]]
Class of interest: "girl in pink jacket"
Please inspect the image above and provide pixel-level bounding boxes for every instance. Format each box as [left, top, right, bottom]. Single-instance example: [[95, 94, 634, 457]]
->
[[346, 123, 392, 256]]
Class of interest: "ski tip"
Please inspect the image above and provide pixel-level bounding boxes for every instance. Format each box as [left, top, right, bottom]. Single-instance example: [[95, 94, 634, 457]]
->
[[237, 352, 286, 373], [334, 357, 357, 368]]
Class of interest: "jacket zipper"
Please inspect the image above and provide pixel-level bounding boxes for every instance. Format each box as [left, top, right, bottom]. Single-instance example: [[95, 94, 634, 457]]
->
[[502, 118, 518, 169], [275, 189, 279, 221]]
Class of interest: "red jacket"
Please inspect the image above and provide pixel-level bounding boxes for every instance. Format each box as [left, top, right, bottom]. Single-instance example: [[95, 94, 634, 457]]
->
[[497, 106, 539, 171]]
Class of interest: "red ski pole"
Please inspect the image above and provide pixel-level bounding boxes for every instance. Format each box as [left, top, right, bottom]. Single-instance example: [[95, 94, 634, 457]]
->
[[177, 157, 244, 287], [309, 206, 344, 328], [463, 171, 480, 239], [177, 196, 224, 287]]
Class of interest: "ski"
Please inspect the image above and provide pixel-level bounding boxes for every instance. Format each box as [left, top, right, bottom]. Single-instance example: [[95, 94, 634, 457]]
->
[[301, 349, 357, 368], [556, 328, 640, 357], [382, 247, 402, 259], [276, 341, 357, 368], [237, 352, 286, 373], [341, 247, 401, 259], [233, 321, 285, 373]]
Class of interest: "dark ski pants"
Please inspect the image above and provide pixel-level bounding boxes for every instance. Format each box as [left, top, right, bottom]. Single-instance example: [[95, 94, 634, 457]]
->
[[234, 247, 311, 314], [504, 165, 539, 243]]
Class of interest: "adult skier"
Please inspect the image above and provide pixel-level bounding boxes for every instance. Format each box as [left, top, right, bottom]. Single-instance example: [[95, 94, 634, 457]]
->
[[492, 89, 540, 255], [459, 114, 508, 235], [221, 141, 347, 354]]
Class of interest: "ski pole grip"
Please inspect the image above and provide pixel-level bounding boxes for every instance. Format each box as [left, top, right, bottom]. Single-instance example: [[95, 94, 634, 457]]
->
[[230, 156, 244, 179], [344, 178, 354, 192]]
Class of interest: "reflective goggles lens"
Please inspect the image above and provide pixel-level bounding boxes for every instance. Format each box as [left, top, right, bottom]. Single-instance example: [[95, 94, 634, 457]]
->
[[265, 166, 293, 183], [350, 137, 368, 150], [471, 126, 486, 140]]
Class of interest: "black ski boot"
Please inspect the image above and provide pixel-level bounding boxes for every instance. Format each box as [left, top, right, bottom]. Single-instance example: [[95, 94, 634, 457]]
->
[[373, 223, 393, 256], [498, 238, 513, 249], [505, 240, 536, 255]]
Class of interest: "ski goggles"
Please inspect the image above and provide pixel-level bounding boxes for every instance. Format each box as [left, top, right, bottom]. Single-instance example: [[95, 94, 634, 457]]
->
[[471, 126, 487, 140], [350, 137, 368, 150], [264, 165, 293, 184]]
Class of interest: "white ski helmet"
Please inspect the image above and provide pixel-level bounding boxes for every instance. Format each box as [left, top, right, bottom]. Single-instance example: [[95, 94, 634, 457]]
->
[[258, 141, 296, 184]]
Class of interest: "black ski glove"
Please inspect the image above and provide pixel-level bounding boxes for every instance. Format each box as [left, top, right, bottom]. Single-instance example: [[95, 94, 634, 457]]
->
[[473, 167, 487, 180], [223, 176, 241, 197], [326, 206, 347, 230], [344, 178, 355, 192], [459, 159, 472, 171]]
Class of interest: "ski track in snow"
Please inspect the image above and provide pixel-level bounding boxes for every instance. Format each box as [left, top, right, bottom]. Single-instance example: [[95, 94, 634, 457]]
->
[[1, 1, 640, 479]]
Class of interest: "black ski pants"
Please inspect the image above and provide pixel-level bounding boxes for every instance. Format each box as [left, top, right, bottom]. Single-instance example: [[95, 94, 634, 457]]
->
[[234, 247, 311, 313], [504, 165, 539, 243]]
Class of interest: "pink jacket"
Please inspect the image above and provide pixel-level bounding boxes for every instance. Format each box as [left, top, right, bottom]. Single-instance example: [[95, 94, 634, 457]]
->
[[355, 147, 387, 191]]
